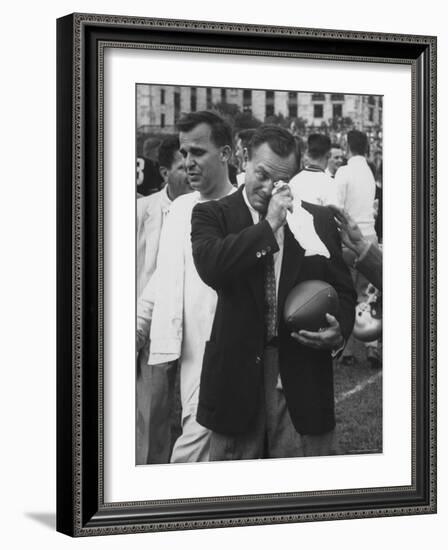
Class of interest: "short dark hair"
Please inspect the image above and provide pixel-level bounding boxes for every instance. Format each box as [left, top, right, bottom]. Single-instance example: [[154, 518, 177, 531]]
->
[[158, 135, 181, 169], [347, 130, 368, 156], [176, 110, 233, 148], [307, 133, 331, 160], [248, 125, 298, 165], [236, 128, 257, 149]]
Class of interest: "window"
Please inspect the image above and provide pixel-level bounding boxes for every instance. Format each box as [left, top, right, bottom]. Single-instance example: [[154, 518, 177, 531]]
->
[[190, 87, 197, 112], [369, 107, 374, 122], [313, 104, 323, 118], [174, 91, 180, 121], [288, 104, 298, 118], [206, 88, 212, 109], [221, 88, 227, 103], [160, 113, 165, 128], [368, 95, 376, 105], [243, 89, 252, 111], [265, 90, 275, 117], [288, 91, 297, 118], [160, 89, 165, 105], [330, 93, 344, 101], [312, 93, 325, 101], [333, 104, 342, 118]]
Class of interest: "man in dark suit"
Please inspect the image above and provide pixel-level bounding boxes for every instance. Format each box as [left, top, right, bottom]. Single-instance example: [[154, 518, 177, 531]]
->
[[191, 125, 356, 460]]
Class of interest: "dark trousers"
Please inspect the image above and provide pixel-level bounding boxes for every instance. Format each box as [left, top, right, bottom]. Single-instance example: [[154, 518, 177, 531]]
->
[[136, 343, 177, 464]]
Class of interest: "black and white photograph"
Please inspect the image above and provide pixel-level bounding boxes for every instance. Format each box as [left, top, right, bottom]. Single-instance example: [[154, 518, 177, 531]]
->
[[135, 84, 383, 466], [2, 0, 443, 544], [51, 7, 437, 540]]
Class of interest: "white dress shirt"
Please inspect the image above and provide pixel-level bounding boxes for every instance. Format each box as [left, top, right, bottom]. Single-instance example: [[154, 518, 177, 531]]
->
[[289, 168, 339, 207], [335, 155, 376, 237], [242, 187, 284, 298]]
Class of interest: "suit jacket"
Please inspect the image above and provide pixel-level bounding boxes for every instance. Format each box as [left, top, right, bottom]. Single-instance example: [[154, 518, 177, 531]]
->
[[191, 187, 356, 436]]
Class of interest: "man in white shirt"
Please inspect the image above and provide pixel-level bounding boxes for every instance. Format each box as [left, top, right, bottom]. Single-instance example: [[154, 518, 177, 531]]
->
[[147, 111, 236, 463], [335, 130, 376, 238], [289, 134, 338, 206], [135, 135, 192, 464], [325, 144, 344, 178], [334, 130, 379, 367]]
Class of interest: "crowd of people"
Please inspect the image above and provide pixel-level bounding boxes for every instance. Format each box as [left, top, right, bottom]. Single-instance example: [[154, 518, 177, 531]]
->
[[135, 111, 383, 465]]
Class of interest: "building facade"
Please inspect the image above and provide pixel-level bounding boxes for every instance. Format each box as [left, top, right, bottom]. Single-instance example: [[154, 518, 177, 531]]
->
[[137, 85, 382, 135]]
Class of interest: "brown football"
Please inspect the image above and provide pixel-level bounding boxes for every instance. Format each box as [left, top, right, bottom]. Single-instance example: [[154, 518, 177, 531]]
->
[[283, 280, 339, 332]]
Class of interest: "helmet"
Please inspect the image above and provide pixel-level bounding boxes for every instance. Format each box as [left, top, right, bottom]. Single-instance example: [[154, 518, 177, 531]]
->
[[353, 284, 382, 342]]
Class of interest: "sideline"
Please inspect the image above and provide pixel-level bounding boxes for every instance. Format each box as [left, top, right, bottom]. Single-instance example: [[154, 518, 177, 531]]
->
[[335, 371, 382, 404]]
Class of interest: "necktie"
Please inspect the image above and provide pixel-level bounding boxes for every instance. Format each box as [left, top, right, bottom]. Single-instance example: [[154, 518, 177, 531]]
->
[[259, 214, 277, 341], [264, 252, 277, 341]]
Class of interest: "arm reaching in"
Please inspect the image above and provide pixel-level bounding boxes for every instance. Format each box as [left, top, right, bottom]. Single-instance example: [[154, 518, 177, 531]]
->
[[328, 204, 382, 290]]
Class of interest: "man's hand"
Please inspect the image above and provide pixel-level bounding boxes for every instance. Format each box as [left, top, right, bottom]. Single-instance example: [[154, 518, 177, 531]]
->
[[327, 204, 366, 257], [291, 313, 344, 351], [265, 184, 293, 232]]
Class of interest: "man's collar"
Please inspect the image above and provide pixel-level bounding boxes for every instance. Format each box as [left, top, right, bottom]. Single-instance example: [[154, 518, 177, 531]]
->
[[304, 163, 325, 173], [242, 186, 259, 224], [160, 184, 172, 211]]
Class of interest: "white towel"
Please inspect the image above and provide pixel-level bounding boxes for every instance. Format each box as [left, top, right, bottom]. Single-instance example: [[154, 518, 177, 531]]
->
[[287, 200, 330, 259]]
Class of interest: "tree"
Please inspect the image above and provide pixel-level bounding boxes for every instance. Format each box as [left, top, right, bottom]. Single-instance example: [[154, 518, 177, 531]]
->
[[265, 113, 288, 127], [213, 101, 240, 118], [212, 102, 262, 132], [342, 116, 354, 128], [234, 110, 262, 130]]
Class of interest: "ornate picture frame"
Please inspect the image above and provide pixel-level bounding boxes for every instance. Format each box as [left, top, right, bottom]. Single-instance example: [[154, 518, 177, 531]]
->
[[56, 13, 436, 536]]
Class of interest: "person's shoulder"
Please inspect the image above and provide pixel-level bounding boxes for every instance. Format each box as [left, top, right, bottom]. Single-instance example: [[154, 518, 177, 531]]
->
[[221, 186, 242, 206], [146, 188, 166, 205], [290, 170, 306, 184], [335, 164, 349, 178], [193, 188, 242, 222], [291, 171, 313, 196], [198, 187, 241, 208], [321, 171, 334, 184], [137, 192, 154, 207], [159, 192, 198, 231], [169, 191, 199, 213], [137, 191, 162, 220]]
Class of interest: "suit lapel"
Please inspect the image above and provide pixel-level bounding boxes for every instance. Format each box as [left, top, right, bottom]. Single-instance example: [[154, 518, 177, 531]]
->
[[224, 187, 265, 318], [278, 224, 305, 317], [224, 186, 253, 230]]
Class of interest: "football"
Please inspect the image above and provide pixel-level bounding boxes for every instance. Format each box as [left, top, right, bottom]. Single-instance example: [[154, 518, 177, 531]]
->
[[283, 280, 339, 332]]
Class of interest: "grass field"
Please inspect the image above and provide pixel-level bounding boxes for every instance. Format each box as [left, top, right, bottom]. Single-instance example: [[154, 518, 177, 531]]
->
[[334, 341, 382, 455]]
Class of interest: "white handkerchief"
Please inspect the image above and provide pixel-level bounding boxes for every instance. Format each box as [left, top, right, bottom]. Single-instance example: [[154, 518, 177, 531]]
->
[[287, 201, 330, 258]]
